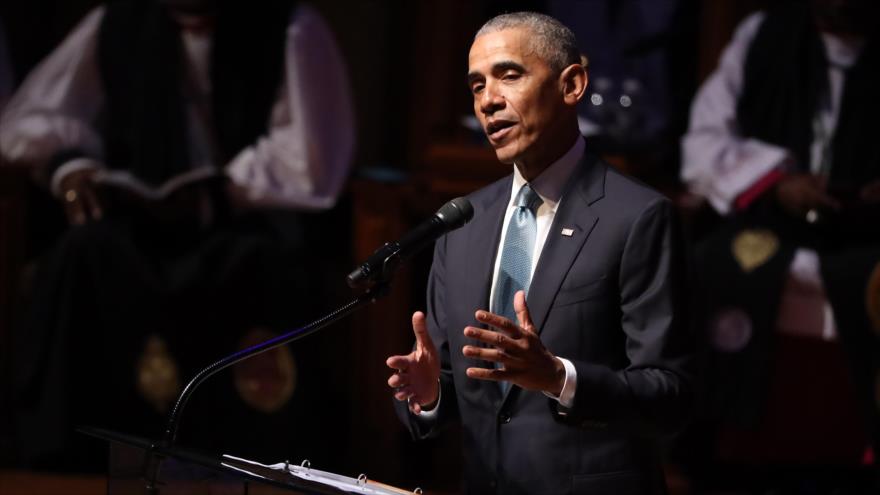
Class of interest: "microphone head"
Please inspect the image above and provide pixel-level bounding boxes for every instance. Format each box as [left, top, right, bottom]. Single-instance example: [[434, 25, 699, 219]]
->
[[435, 197, 474, 229]]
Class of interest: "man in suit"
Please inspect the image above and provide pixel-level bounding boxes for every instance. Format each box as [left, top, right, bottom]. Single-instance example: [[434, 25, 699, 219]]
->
[[386, 12, 692, 494]]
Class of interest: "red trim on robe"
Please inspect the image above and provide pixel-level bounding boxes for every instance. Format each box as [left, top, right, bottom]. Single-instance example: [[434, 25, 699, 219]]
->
[[735, 168, 786, 211]]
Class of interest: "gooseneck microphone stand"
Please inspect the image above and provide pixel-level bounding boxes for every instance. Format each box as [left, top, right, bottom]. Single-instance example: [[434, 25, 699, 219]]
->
[[143, 282, 390, 493], [141, 197, 473, 493]]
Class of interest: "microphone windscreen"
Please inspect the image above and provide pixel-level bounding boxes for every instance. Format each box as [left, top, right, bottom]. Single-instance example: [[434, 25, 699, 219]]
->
[[436, 197, 474, 229]]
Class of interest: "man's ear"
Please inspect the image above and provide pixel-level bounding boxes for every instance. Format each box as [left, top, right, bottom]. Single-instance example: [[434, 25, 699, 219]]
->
[[560, 64, 588, 106]]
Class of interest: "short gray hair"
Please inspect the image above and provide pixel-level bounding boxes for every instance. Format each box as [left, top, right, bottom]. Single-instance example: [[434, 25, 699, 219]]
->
[[475, 12, 581, 73]]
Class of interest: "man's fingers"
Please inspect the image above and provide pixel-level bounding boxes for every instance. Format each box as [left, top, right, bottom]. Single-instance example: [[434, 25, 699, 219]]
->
[[474, 310, 523, 337], [386, 355, 413, 371], [412, 311, 435, 351], [387, 372, 407, 388], [389, 313, 440, 409], [466, 366, 506, 382], [513, 290, 535, 332], [463, 326, 520, 350], [462, 344, 510, 364], [393, 387, 413, 401]]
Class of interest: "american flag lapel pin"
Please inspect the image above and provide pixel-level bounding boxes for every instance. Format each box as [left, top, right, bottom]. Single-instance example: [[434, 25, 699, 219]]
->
[[561, 227, 574, 237]]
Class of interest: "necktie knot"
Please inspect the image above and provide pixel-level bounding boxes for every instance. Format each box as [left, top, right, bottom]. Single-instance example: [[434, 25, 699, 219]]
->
[[514, 184, 543, 212]]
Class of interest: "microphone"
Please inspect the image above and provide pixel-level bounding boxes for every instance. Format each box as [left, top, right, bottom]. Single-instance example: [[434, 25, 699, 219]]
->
[[347, 197, 474, 288]]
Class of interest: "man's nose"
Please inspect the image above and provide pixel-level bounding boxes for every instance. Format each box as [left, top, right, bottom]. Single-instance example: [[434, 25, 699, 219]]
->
[[479, 84, 505, 115]]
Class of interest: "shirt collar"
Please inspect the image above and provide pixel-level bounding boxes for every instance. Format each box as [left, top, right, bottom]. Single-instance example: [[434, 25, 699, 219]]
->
[[511, 137, 585, 211]]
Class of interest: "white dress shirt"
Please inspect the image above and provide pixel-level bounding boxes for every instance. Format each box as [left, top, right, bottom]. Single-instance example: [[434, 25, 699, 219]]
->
[[419, 138, 585, 419], [0, 4, 355, 211]]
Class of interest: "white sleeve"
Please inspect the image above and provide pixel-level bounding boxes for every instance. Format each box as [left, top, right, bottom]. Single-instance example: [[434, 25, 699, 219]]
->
[[0, 6, 106, 172], [680, 11, 792, 215], [542, 357, 577, 410], [414, 384, 441, 421], [226, 4, 355, 211]]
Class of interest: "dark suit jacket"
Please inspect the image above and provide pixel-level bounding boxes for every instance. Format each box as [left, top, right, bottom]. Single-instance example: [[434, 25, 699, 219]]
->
[[396, 151, 692, 495]]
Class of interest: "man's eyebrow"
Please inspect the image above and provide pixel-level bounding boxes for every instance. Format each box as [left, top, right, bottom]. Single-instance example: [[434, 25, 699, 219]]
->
[[492, 60, 526, 74]]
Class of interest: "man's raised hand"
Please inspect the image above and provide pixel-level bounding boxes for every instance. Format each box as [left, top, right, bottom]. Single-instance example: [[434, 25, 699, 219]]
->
[[463, 290, 565, 396], [386, 311, 441, 414]]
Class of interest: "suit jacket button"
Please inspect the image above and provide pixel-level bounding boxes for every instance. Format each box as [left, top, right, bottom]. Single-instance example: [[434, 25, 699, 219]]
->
[[498, 412, 511, 424]]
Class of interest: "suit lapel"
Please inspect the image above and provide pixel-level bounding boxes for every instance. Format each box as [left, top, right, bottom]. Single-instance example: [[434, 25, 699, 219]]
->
[[527, 152, 605, 335], [464, 177, 510, 313]]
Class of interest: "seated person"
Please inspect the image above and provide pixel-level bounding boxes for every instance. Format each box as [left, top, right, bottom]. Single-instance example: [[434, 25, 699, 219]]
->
[[0, 0, 354, 469], [681, 0, 880, 489]]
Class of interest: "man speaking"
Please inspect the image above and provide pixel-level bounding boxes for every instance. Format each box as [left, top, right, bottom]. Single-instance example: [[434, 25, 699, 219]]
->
[[386, 12, 692, 494]]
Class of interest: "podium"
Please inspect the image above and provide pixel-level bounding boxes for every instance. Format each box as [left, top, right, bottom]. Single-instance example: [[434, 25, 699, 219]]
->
[[82, 427, 423, 495]]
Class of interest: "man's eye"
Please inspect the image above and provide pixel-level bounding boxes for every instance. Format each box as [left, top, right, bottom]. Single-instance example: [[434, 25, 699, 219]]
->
[[502, 72, 521, 81], [471, 84, 484, 95]]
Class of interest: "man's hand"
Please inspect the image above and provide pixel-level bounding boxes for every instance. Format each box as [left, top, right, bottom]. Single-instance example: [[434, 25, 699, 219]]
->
[[774, 173, 840, 219], [59, 168, 103, 225], [463, 290, 565, 396], [386, 311, 441, 414]]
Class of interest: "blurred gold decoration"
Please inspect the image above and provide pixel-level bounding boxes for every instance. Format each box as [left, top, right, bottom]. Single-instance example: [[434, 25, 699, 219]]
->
[[234, 327, 297, 413], [137, 334, 181, 413], [732, 229, 779, 273], [867, 262, 880, 334]]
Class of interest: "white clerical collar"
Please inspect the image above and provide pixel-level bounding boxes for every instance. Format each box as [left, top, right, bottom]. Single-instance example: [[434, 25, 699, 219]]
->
[[511, 137, 585, 209]]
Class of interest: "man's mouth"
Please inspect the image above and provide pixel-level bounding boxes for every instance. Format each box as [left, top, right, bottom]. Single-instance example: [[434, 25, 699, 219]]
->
[[486, 120, 516, 142]]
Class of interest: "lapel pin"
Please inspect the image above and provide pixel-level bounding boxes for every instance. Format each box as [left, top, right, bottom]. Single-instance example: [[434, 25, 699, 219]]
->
[[561, 228, 574, 237]]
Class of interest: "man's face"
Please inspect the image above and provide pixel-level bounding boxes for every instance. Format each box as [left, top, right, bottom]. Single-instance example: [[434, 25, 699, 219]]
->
[[468, 28, 567, 167]]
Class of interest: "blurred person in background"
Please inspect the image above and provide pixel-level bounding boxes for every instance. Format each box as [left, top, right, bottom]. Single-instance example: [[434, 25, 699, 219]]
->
[[681, 0, 880, 492], [0, 0, 354, 470]]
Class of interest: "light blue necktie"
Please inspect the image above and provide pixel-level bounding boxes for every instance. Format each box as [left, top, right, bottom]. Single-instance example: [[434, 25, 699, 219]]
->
[[491, 183, 542, 392]]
